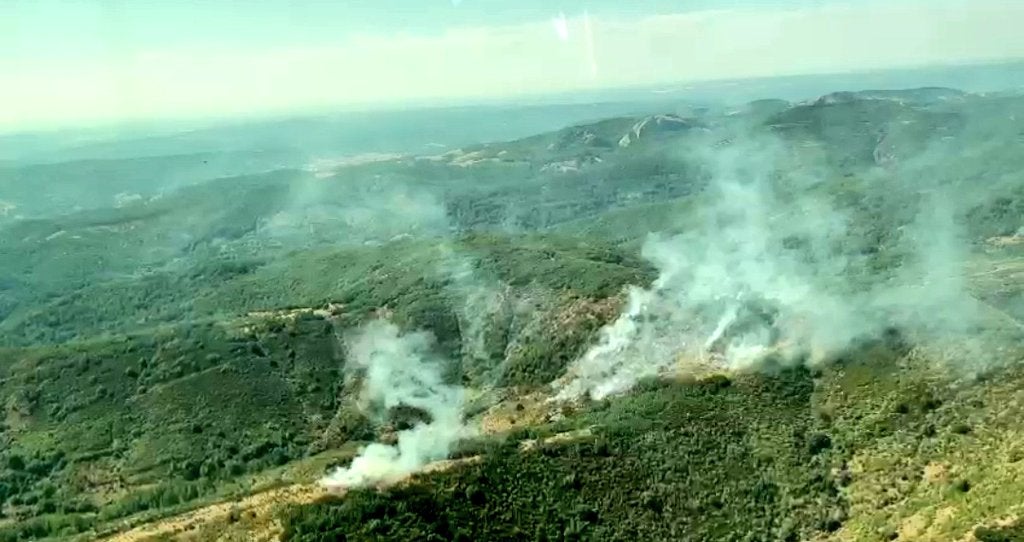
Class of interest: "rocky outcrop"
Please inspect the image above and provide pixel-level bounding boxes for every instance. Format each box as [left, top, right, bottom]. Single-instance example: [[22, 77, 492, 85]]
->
[[618, 114, 695, 148]]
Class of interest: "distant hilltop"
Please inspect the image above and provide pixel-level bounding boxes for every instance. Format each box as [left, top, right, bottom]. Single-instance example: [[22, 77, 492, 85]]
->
[[812, 87, 968, 106]]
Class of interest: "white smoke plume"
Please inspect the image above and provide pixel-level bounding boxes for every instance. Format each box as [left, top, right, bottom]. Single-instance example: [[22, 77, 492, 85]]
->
[[555, 133, 1003, 401], [320, 319, 473, 489], [435, 245, 510, 382], [553, 283, 693, 401], [264, 171, 450, 248]]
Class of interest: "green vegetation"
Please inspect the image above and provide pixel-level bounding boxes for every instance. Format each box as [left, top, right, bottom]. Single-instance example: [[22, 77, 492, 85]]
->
[[975, 522, 1024, 542], [0, 229, 650, 538], [0, 89, 1022, 540], [282, 340, 1024, 542], [283, 369, 844, 542]]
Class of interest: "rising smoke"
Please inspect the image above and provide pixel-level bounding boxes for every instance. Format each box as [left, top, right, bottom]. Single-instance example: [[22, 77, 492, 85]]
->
[[555, 131, 1005, 401], [310, 159, 511, 488], [320, 319, 474, 489], [264, 167, 450, 248]]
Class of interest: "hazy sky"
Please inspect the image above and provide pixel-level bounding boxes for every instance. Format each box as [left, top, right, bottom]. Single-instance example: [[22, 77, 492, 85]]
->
[[2, 0, 1023, 131]]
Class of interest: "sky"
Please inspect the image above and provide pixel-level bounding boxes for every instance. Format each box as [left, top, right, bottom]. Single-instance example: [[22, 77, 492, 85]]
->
[[2, 0, 1024, 132]]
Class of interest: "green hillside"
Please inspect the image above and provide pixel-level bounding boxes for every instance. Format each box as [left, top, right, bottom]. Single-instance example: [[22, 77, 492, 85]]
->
[[1, 89, 1023, 541]]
